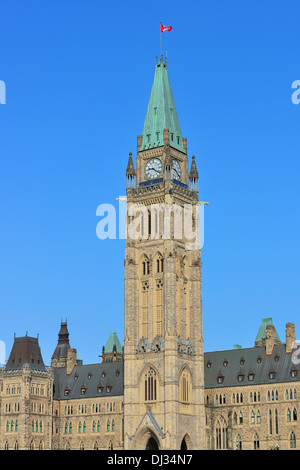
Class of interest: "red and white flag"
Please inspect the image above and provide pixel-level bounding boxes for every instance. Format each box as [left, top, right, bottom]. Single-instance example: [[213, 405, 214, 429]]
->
[[160, 24, 172, 33]]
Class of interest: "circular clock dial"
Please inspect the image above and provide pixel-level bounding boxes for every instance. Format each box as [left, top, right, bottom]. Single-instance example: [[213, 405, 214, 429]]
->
[[172, 159, 181, 180], [145, 158, 162, 180]]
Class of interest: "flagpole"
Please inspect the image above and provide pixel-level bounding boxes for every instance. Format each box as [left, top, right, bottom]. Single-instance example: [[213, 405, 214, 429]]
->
[[160, 23, 162, 59]]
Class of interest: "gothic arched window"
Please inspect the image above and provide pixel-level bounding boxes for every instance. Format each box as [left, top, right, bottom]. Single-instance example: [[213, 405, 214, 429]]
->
[[215, 417, 228, 450], [290, 431, 296, 449], [180, 368, 191, 404], [144, 367, 157, 402], [253, 433, 260, 450]]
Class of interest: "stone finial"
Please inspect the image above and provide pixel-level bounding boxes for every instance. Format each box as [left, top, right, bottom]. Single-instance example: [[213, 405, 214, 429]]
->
[[189, 155, 198, 179], [126, 152, 136, 176]]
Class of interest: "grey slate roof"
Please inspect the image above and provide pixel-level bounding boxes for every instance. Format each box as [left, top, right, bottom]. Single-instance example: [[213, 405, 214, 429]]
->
[[5, 335, 47, 372], [53, 361, 124, 400], [204, 343, 300, 389]]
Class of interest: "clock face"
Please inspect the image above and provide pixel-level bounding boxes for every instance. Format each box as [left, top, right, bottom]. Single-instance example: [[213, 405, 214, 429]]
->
[[172, 159, 181, 180], [145, 158, 162, 180]]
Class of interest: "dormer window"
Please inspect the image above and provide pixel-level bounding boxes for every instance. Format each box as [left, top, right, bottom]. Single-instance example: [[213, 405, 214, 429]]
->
[[237, 372, 245, 382], [147, 134, 150, 143], [156, 132, 160, 141], [269, 369, 276, 380], [291, 367, 298, 378], [217, 375, 224, 384], [177, 136, 180, 144], [170, 133, 174, 141], [223, 360, 228, 367], [206, 361, 212, 368]]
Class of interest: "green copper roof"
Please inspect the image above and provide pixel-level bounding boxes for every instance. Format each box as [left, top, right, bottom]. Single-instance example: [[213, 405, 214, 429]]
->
[[140, 57, 186, 154], [255, 317, 281, 343], [104, 332, 122, 353]]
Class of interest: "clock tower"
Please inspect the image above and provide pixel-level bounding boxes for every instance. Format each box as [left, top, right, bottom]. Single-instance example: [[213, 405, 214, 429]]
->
[[123, 56, 205, 450]]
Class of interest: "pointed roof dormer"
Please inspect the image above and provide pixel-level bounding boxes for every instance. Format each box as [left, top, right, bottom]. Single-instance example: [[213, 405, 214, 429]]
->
[[139, 56, 185, 154]]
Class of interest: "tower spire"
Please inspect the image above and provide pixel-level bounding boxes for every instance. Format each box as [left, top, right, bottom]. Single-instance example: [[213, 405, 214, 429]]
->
[[139, 58, 185, 154]]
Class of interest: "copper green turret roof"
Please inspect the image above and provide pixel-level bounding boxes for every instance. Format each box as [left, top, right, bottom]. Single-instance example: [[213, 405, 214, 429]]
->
[[255, 317, 281, 344], [104, 332, 123, 354], [140, 57, 186, 154]]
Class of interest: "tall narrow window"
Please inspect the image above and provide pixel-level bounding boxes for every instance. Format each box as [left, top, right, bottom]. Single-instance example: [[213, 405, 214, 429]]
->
[[144, 367, 157, 402], [235, 435, 242, 450], [142, 257, 150, 276], [290, 431, 296, 449], [141, 281, 149, 338], [215, 417, 228, 450], [293, 408, 297, 421], [275, 409, 279, 434], [148, 210, 151, 237], [257, 410, 261, 423], [180, 369, 191, 404], [269, 409, 272, 434], [155, 279, 163, 337], [156, 254, 164, 273], [253, 433, 260, 450]]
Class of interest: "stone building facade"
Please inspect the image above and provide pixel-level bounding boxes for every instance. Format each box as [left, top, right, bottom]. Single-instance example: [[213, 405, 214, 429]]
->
[[0, 57, 299, 450]]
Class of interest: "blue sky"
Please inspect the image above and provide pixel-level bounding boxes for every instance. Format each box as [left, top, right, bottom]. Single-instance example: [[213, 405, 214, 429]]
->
[[0, 0, 299, 366]]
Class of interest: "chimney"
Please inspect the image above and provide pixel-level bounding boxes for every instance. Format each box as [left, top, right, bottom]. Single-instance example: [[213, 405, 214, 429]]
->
[[286, 323, 296, 354], [66, 348, 77, 375], [266, 325, 276, 355]]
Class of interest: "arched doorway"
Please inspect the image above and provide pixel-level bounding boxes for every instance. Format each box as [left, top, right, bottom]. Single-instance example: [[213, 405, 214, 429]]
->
[[181, 438, 187, 450], [145, 436, 159, 450]]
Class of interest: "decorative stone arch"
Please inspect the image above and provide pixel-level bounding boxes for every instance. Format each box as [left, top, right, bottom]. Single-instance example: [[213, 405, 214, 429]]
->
[[180, 433, 194, 450], [133, 426, 161, 450]]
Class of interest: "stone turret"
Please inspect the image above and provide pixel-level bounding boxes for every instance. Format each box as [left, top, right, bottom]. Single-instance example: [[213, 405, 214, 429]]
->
[[51, 320, 71, 368]]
